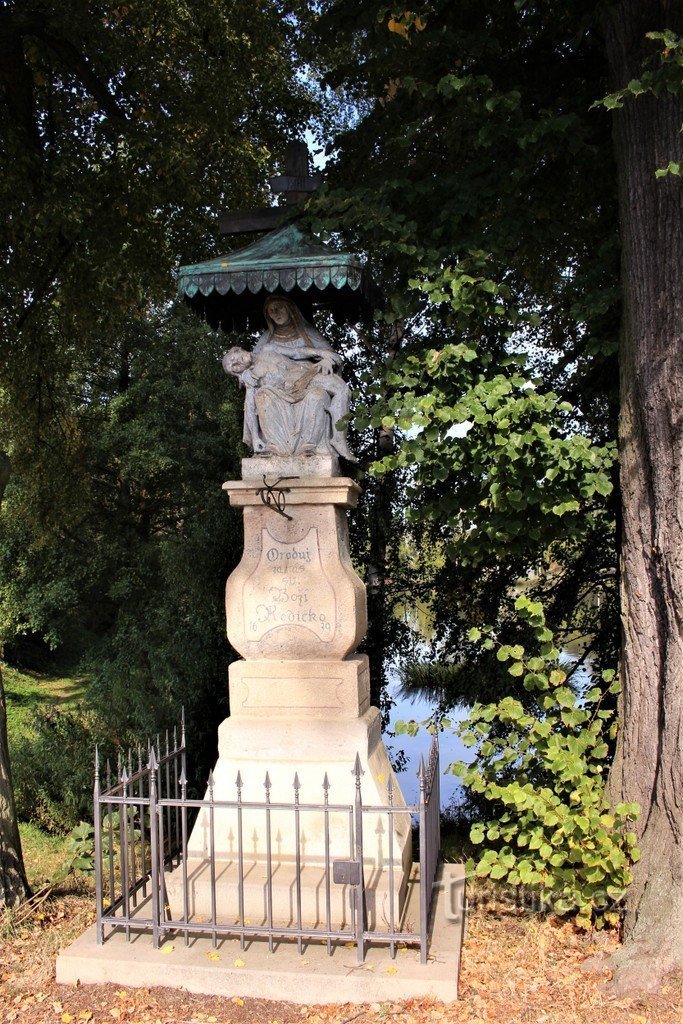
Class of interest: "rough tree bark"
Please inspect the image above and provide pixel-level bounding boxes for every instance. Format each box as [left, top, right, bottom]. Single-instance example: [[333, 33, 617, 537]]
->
[[0, 451, 31, 909], [602, 0, 683, 993]]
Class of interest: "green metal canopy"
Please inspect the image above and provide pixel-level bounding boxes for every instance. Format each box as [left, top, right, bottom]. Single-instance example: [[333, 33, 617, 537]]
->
[[175, 224, 374, 331]]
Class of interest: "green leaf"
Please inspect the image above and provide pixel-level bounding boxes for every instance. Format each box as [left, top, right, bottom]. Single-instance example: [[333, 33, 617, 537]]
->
[[655, 161, 682, 178], [554, 687, 576, 708]]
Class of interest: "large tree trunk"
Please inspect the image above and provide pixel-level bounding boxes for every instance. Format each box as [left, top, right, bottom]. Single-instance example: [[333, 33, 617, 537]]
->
[[0, 451, 31, 909], [602, 0, 683, 994]]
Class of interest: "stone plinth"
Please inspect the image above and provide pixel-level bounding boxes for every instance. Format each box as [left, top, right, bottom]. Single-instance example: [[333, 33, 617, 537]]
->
[[241, 454, 341, 479], [228, 654, 370, 719]]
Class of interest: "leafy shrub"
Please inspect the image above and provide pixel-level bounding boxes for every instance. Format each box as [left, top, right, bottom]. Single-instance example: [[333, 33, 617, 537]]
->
[[54, 821, 96, 882], [11, 705, 98, 833], [450, 595, 639, 928]]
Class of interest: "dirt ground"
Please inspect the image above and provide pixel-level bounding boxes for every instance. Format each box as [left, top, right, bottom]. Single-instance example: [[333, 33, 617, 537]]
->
[[1, 891, 681, 1024]]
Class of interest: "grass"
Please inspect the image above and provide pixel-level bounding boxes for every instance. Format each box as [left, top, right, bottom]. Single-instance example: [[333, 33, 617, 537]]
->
[[3, 662, 90, 866], [18, 823, 70, 890], [2, 663, 88, 740]]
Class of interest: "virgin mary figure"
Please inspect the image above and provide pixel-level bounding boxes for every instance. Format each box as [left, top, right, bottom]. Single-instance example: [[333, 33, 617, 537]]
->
[[223, 296, 355, 461]]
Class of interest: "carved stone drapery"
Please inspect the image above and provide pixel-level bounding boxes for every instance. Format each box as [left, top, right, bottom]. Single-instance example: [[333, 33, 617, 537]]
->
[[222, 296, 355, 462]]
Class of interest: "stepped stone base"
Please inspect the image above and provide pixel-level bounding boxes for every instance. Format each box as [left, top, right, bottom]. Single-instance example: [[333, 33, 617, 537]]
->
[[174, 699, 412, 924], [56, 865, 466, 1004], [166, 857, 406, 932]]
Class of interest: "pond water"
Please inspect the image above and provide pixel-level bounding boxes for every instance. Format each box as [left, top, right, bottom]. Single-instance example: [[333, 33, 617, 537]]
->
[[382, 648, 592, 809], [383, 671, 470, 809]]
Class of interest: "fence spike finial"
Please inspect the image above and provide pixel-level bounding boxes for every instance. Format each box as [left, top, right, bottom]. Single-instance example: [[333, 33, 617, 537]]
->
[[387, 774, 394, 803], [121, 765, 129, 786], [235, 769, 243, 791], [94, 744, 100, 776], [353, 752, 364, 783], [148, 745, 158, 771], [293, 771, 301, 794], [181, 706, 186, 745], [418, 755, 426, 795], [179, 765, 187, 791], [264, 770, 271, 794], [322, 771, 330, 794], [208, 769, 216, 798]]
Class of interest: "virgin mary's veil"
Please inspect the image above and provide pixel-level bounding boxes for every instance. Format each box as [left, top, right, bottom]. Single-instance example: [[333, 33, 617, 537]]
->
[[255, 297, 333, 353]]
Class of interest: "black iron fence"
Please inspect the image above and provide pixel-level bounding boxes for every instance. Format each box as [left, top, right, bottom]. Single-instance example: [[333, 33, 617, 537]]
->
[[94, 719, 441, 964]]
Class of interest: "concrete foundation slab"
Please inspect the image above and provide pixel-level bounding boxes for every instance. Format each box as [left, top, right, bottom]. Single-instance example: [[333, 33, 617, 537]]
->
[[56, 864, 465, 1004]]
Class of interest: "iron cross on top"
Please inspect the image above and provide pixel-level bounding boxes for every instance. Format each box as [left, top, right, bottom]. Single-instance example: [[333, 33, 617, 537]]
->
[[219, 141, 322, 236]]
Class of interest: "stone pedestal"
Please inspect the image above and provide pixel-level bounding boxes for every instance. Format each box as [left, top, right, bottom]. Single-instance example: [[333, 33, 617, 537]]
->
[[168, 459, 411, 928], [222, 473, 366, 661]]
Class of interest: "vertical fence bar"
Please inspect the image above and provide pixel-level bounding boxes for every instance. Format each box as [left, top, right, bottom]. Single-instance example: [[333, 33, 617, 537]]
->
[[323, 773, 332, 956], [137, 747, 148, 898], [181, 708, 187, 773], [156, 758, 168, 941], [387, 775, 396, 958], [236, 771, 245, 951], [106, 760, 115, 914], [264, 772, 274, 953], [293, 773, 303, 955], [149, 748, 161, 949], [353, 754, 365, 965], [181, 710, 187, 869], [208, 771, 217, 949], [173, 725, 180, 863], [94, 748, 103, 944], [348, 802, 355, 934], [164, 731, 171, 860], [180, 766, 189, 946], [120, 768, 130, 940], [127, 750, 138, 908], [418, 756, 428, 964]]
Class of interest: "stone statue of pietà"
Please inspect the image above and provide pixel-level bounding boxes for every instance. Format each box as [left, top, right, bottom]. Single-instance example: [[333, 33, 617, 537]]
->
[[222, 296, 355, 461]]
